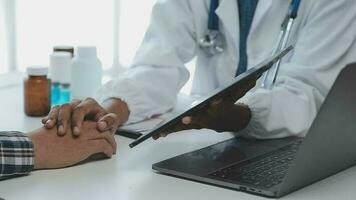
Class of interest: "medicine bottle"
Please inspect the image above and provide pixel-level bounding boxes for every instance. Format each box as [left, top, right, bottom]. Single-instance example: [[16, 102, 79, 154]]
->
[[24, 66, 51, 116], [49, 52, 71, 105], [53, 46, 74, 57], [53, 46, 74, 104], [71, 46, 102, 99]]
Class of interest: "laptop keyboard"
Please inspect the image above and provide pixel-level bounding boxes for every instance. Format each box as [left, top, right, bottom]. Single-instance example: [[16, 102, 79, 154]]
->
[[210, 140, 302, 188]]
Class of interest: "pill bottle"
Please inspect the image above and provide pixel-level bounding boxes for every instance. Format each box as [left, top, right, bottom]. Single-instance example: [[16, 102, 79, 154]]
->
[[24, 66, 51, 116], [71, 46, 102, 99], [53, 46, 74, 58], [53, 46, 74, 104], [49, 52, 71, 105]]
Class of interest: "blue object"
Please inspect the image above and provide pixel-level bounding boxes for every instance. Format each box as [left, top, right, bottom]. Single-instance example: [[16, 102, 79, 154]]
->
[[208, 0, 219, 30], [200, 0, 302, 71], [289, 0, 301, 19], [281, 0, 302, 29], [59, 84, 71, 104], [235, 0, 259, 77], [51, 83, 61, 106]]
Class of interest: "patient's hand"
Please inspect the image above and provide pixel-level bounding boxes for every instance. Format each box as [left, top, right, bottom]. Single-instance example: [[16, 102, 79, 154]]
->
[[29, 121, 117, 169]]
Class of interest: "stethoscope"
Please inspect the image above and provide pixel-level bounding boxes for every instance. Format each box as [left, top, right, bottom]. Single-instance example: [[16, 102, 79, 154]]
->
[[198, 0, 301, 88]]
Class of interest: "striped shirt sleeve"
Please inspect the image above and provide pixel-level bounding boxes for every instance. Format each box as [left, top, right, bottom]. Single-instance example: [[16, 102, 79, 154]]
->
[[0, 131, 34, 180]]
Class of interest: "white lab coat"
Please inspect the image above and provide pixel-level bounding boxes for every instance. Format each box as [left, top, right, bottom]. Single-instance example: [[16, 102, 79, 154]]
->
[[97, 0, 356, 139]]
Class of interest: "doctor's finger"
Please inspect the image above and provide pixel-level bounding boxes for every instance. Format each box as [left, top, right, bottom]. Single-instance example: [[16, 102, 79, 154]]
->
[[182, 116, 193, 125], [154, 121, 202, 140], [182, 116, 206, 126], [182, 115, 212, 130], [43, 106, 60, 129], [224, 78, 257, 103], [71, 99, 103, 136], [210, 99, 223, 106], [98, 113, 121, 133]]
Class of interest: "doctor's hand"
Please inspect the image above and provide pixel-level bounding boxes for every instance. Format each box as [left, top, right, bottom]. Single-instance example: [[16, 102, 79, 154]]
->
[[153, 77, 257, 139], [42, 98, 129, 136], [153, 100, 252, 139]]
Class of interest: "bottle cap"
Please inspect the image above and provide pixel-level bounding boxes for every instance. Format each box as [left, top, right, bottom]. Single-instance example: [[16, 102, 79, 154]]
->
[[50, 52, 72, 83], [53, 45, 74, 57], [77, 46, 97, 58], [27, 66, 48, 76]]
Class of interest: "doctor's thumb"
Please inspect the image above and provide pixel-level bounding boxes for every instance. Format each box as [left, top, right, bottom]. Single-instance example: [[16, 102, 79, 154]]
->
[[182, 117, 193, 125], [97, 113, 121, 132]]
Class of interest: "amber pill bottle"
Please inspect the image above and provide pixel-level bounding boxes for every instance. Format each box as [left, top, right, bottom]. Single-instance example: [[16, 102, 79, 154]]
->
[[24, 66, 51, 116]]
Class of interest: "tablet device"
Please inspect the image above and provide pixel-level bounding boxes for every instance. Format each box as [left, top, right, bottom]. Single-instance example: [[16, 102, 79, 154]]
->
[[129, 46, 293, 148]]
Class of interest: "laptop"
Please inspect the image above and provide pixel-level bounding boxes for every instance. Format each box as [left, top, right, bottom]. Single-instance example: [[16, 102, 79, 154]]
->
[[152, 63, 356, 198]]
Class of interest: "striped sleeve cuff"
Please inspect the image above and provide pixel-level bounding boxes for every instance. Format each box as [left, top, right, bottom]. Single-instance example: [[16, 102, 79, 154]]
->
[[0, 131, 34, 180]]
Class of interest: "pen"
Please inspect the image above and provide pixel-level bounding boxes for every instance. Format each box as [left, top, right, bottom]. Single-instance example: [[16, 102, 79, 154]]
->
[[115, 128, 143, 139]]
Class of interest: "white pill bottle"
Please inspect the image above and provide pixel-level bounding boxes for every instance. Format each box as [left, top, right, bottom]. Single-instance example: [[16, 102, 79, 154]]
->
[[70, 46, 103, 100]]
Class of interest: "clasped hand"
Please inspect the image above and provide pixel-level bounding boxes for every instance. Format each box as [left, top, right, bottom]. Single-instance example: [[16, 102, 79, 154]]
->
[[33, 98, 128, 169], [42, 98, 124, 136]]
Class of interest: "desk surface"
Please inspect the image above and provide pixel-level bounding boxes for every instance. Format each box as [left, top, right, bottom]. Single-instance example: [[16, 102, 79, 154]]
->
[[1, 84, 356, 200]]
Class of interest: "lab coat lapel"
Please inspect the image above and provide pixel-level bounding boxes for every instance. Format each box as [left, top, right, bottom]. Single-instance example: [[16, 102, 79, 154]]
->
[[215, 0, 273, 51], [215, 0, 239, 49], [250, 0, 273, 36]]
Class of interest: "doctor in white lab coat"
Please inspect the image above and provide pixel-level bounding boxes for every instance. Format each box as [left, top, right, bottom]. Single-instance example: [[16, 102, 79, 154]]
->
[[43, 0, 356, 140]]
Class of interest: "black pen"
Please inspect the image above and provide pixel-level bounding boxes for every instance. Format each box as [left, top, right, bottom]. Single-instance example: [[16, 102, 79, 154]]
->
[[115, 128, 143, 140]]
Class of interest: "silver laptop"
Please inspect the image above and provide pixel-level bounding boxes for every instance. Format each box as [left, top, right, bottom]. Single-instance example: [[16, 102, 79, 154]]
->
[[153, 63, 356, 198]]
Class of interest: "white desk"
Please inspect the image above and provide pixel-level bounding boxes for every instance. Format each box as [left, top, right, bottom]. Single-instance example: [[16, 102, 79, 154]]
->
[[1, 82, 356, 200]]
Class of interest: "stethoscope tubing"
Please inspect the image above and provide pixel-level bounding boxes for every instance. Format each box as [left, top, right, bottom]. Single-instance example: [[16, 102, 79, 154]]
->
[[261, 0, 301, 88], [201, 0, 301, 88], [208, 0, 219, 30]]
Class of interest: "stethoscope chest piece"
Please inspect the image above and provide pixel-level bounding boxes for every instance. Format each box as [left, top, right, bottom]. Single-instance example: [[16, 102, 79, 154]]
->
[[199, 0, 224, 56], [199, 30, 224, 56]]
